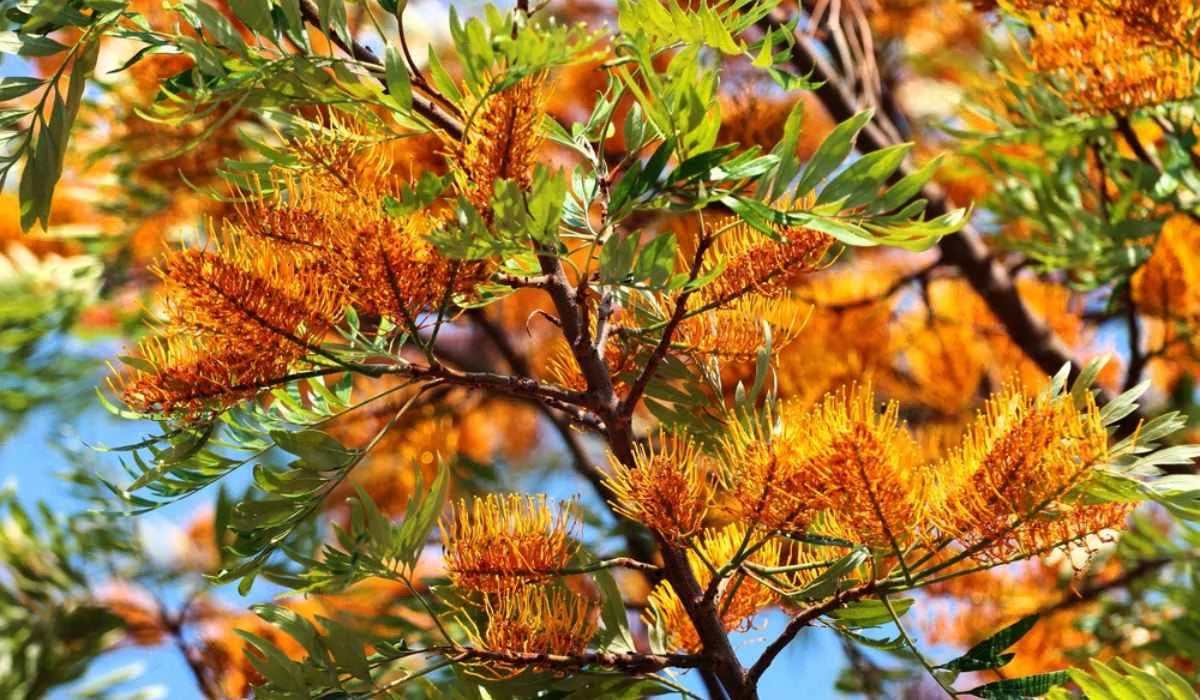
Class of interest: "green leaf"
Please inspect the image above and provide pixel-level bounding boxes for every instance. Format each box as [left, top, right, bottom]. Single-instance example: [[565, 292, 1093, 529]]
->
[[390, 460, 449, 570], [228, 0, 274, 36], [253, 604, 325, 661], [760, 98, 806, 201], [591, 558, 635, 653], [320, 618, 372, 683], [819, 143, 912, 209], [527, 165, 566, 243], [315, 0, 350, 47], [633, 232, 677, 288], [1060, 660, 1199, 700], [939, 614, 1039, 672], [794, 110, 874, 198], [186, 0, 247, 54], [384, 45, 413, 109], [0, 31, 69, 57], [784, 548, 867, 603], [599, 232, 639, 284], [271, 429, 360, 470], [873, 154, 943, 213], [235, 630, 309, 695], [967, 671, 1069, 699], [0, 76, 42, 102], [828, 597, 913, 630]]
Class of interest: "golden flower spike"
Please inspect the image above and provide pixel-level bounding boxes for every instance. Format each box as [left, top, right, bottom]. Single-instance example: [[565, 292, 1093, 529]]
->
[[696, 216, 833, 306], [442, 493, 579, 591], [475, 584, 598, 660], [604, 431, 713, 542], [930, 380, 1113, 563], [456, 75, 549, 213]]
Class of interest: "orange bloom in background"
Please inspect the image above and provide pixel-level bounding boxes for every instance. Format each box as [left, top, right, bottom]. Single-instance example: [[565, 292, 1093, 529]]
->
[[1132, 214, 1200, 319], [922, 558, 1101, 677], [1016, 3, 1200, 115], [717, 91, 835, 162], [98, 583, 167, 647], [765, 253, 919, 408], [196, 572, 443, 697]]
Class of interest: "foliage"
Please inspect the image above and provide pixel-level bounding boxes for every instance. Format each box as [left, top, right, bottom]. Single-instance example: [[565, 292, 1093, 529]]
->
[[2, 0, 1200, 698]]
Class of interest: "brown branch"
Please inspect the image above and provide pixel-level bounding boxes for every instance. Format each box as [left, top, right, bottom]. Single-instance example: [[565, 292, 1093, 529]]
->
[[744, 581, 879, 688], [759, 9, 1134, 418], [437, 646, 704, 673], [621, 234, 715, 415], [296, 0, 463, 137], [533, 245, 750, 695], [1035, 557, 1172, 618]]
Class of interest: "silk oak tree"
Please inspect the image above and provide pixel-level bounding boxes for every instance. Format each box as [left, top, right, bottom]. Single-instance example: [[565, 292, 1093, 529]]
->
[[3, 0, 1200, 699]]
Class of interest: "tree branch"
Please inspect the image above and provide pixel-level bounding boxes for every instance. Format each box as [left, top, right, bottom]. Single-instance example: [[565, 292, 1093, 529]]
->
[[759, 8, 1136, 419], [297, 0, 463, 137], [1034, 557, 1172, 618], [744, 581, 879, 689], [436, 646, 705, 673]]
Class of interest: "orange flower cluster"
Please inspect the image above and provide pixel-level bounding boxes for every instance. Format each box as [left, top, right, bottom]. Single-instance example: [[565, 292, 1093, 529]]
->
[[442, 493, 579, 590], [457, 76, 549, 213], [1013, 1, 1200, 114], [604, 432, 713, 541], [715, 380, 1125, 562], [443, 494, 598, 659], [696, 217, 834, 306], [120, 75, 550, 418], [474, 584, 598, 660], [674, 295, 807, 360], [118, 233, 346, 415], [720, 385, 928, 547], [931, 382, 1125, 563]]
